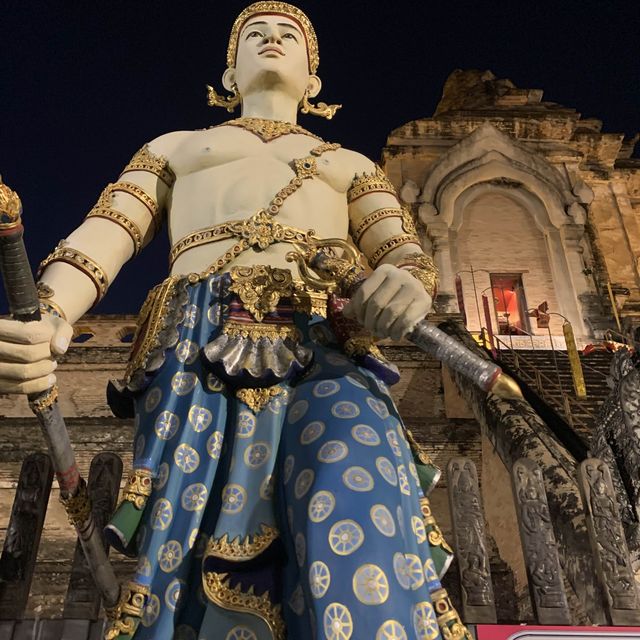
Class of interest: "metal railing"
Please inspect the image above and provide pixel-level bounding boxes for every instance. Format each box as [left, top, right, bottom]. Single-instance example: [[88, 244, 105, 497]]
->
[[492, 334, 596, 431], [481, 323, 610, 384]]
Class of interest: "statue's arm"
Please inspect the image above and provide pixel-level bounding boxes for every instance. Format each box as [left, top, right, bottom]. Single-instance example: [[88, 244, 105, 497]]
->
[[344, 153, 437, 340], [37, 132, 186, 324], [0, 131, 187, 394]]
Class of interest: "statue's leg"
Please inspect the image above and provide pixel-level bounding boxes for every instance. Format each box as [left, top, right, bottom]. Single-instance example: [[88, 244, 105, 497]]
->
[[278, 346, 448, 640], [105, 276, 234, 640]]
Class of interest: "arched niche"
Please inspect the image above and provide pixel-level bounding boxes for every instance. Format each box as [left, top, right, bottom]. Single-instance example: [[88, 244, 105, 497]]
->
[[418, 123, 593, 336], [454, 185, 564, 335]]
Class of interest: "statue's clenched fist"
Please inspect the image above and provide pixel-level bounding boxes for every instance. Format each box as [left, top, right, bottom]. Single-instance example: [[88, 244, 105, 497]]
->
[[0, 315, 73, 395], [344, 263, 433, 340]]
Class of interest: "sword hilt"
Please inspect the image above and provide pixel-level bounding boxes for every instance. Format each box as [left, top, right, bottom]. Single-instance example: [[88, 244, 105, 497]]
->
[[408, 319, 522, 399], [0, 177, 120, 608], [0, 179, 40, 321]]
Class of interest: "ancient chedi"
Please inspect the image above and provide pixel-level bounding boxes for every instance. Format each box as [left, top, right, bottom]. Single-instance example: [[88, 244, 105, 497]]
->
[[384, 69, 640, 344]]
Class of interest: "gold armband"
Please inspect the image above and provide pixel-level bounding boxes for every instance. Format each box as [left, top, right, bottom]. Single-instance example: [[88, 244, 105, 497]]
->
[[368, 234, 421, 268], [120, 145, 176, 188], [110, 181, 162, 233], [347, 165, 397, 204], [38, 243, 109, 306], [351, 206, 417, 245], [85, 185, 144, 254], [396, 252, 439, 298]]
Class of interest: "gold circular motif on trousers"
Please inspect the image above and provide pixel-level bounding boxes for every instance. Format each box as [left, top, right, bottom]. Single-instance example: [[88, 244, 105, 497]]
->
[[352, 564, 390, 605], [323, 602, 353, 640]]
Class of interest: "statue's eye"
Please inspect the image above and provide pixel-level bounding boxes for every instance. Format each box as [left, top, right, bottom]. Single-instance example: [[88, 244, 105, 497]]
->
[[282, 32, 297, 41], [246, 30, 263, 39]]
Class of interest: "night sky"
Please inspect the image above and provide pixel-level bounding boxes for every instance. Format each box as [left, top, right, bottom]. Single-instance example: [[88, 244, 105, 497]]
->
[[1, 0, 638, 315]]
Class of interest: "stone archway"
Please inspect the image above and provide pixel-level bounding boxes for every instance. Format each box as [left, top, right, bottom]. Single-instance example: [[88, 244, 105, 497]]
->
[[417, 123, 593, 337]]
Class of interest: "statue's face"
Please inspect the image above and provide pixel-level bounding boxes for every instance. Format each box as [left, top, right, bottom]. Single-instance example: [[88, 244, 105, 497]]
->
[[234, 14, 310, 99]]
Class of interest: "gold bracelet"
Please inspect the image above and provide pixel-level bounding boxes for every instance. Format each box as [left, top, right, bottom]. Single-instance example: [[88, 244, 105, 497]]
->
[[110, 182, 162, 233], [396, 252, 439, 298], [39, 298, 68, 321], [86, 207, 143, 256], [368, 234, 421, 268], [36, 281, 68, 320], [347, 165, 397, 204], [38, 245, 109, 306], [119, 144, 176, 188]]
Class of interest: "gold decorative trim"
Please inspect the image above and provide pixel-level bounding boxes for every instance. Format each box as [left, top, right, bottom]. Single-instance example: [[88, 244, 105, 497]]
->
[[347, 165, 397, 204], [59, 478, 92, 528], [122, 468, 153, 510], [203, 571, 285, 640], [0, 179, 22, 227], [38, 296, 67, 320], [350, 207, 406, 245], [405, 428, 435, 466], [37, 243, 109, 306], [396, 252, 439, 299], [206, 523, 279, 561], [221, 117, 323, 143], [174, 142, 339, 276], [229, 265, 295, 322], [224, 320, 300, 341], [420, 497, 453, 554], [236, 387, 286, 413], [110, 181, 161, 232], [344, 335, 376, 358], [28, 385, 59, 412], [124, 275, 180, 384], [368, 233, 421, 269], [120, 144, 176, 187], [105, 581, 150, 640], [431, 587, 473, 640], [169, 211, 317, 268], [86, 207, 143, 256], [227, 2, 319, 74]]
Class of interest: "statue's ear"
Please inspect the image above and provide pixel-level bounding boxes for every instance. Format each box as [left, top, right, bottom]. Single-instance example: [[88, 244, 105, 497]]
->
[[222, 68, 237, 92], [306, 75, 322, 98]]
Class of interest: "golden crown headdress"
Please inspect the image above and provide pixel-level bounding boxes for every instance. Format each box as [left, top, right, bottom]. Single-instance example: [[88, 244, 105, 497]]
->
[[227, 2, 319, 74]]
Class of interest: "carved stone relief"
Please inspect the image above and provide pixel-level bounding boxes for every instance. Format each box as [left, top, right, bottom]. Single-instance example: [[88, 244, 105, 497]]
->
[[578, 458, 640, 624], [447, 457, 497, 623], [511, 458, 571, 624]]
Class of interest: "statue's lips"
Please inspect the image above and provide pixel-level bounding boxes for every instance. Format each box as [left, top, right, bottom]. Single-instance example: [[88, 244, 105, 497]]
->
[[259, 47, 285, 57]]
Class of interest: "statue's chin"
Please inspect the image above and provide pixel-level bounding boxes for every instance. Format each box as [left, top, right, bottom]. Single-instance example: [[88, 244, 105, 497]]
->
[[240, 68, 305, 100]]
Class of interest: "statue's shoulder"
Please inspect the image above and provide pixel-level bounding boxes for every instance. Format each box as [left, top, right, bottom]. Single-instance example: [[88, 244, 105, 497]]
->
[[333, 147, 377, 179], [145, 130, 198, 160]]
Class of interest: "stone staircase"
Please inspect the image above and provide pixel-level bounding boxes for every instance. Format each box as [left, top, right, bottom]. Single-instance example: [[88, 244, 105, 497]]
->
[[495, 347, 614, 449]]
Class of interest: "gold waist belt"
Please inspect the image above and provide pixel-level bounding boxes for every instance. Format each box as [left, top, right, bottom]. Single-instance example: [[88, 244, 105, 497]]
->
[[169, 209, 318, 268]]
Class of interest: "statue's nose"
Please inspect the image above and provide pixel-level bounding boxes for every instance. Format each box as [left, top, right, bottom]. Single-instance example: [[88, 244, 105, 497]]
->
[[263, 31, 282, 45]]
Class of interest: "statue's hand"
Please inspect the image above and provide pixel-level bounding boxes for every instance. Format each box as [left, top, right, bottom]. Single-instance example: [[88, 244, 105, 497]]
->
[[0, 314, 73, 394], [343, 263, 433, 340]]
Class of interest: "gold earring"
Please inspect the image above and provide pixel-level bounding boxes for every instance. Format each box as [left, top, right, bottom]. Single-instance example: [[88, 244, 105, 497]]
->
[[300, 89, 341, 120], [206, 83, 241, 112]]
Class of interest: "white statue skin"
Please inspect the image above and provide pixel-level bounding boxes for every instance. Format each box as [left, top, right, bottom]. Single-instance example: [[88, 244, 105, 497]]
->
[[0, 14, 432, 394]]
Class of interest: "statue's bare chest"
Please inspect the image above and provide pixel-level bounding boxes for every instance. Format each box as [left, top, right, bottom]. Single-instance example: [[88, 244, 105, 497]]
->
[[169, 127, 353, 195]]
